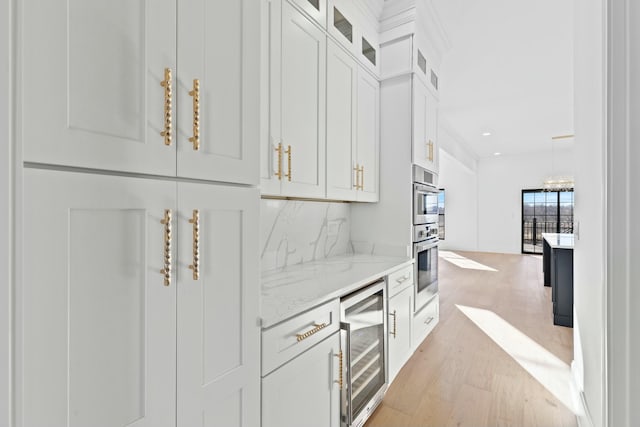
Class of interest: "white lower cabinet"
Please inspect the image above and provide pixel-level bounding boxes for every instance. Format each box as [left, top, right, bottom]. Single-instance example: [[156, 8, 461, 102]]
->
[[176, 182, 259, 427], [387, 286, 413, 384], [21, 169, 259, 427], [262, 333, 341, 427], [412, 295, 439, 351]]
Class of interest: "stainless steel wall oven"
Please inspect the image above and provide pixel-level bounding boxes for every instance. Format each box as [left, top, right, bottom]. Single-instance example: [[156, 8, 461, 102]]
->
[[340, 280, 387, 427], [413, 225, 439, 311]]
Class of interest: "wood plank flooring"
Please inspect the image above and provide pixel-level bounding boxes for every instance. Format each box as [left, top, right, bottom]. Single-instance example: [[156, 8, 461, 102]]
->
[[366, 251, 577, 427]]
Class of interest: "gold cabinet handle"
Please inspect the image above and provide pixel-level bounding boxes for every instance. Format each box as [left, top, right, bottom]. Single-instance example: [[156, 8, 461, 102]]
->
[[334, 350, 343, 389], [284, 145, 292, 182], [353, 164, 360, 190], [188, 209, 200, 280], [295, 322, 327, 342], [360, 165, 365, 191], [274, 143, 283, 180], [390, 310, 397, 338], [160, 68, 173, 146], [160, 209, 173, 286], [188, 79, 200, 151], [427, 140, 434, 161]]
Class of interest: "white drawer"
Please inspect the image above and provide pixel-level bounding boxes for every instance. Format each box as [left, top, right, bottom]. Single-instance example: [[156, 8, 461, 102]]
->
[[262, 298, 340, 376], [412, 295, 439, 350], [387, 264, 414, 298]]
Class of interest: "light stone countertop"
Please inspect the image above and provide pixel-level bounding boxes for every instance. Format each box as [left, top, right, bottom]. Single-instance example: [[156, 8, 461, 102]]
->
[[542, 233, 575, 249], [261, 254, 414, 329]]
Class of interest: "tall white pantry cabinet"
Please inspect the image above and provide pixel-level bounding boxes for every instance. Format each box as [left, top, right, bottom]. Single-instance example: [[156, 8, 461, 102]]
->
[[15, 1, 261, 426]]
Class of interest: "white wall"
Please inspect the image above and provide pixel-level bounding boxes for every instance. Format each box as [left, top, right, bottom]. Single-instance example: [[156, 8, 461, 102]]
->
[[1, 0, 11, 423], [476, 148, 574, 254], [437, 148, 478, 252], [573, 0, 606, 425]]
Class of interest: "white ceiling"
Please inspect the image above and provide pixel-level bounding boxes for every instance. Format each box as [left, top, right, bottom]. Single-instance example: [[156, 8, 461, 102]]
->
[[431, 0, 574, 158]]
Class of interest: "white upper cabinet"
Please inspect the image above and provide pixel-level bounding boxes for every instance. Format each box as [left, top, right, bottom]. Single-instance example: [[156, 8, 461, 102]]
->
[[22, 169, 177, 427], [290, 0, 327, 28], [412, 78, 438, 174], [177, 182, 259, 427], [356, 69, 380, 202], [21, 0, 259, 185], [264, 0, 327, 198], [21, 0, 177, 176], [326, 40, 358, 201], [176, 0, 259, 184], [326, 39, 379, 203]]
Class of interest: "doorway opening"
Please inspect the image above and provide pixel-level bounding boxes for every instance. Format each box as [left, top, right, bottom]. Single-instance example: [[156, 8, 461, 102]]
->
[[521, 189, 574, 254]]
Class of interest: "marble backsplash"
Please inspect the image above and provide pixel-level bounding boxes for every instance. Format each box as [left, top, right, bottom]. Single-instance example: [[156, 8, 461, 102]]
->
[[261, 199, 351, 271]]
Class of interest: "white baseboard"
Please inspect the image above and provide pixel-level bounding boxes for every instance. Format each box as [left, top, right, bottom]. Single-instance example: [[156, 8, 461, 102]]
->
[[571, 361, 594, 427]]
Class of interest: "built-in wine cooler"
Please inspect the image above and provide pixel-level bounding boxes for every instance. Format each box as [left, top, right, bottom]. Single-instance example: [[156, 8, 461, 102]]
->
[[340, 280, 387, 427]]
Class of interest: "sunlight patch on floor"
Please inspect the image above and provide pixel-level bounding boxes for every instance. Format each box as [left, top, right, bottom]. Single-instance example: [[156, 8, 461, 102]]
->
[[456, 304, 582, 416], [439, 251, 498, 272]]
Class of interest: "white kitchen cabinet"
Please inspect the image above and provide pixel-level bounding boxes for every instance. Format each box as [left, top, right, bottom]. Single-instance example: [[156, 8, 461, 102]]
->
[[290, 0, 327, 28], [412, 295, 439, 351], [412, 78, 438, 174], [326, 39, 358, 201], [21, 0, 259, 185], [356, 69, 380, 202], [262, 333, 341, 427], [176, 182, 259, 427], [176, 0, 260, 184], [21, 169, 177, 427], [263, 0, 326, 198], [388, 286, 413, 384], [20, 169, 260, 427], [326, 39, 379, 202]]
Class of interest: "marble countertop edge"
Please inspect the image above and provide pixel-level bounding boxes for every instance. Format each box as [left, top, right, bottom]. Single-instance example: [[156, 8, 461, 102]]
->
[[260, 254, 414, 329]]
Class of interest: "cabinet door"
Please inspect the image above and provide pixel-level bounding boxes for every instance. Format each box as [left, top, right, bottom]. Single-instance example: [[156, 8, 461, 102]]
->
[[21, 0, 177, 176], [262, 333, 341, 427], [21, 169, 176, 427], [425, 89, 439, 174], [272, 0, 327, 198], [177, 0, 259, 185], [177, 183, 259, 427], [412, 78, 430, 171], [326, 39, 358, 201], [388, 287, 413, 384], [291, 0, 327, 28], [356, 69, 379, 202]]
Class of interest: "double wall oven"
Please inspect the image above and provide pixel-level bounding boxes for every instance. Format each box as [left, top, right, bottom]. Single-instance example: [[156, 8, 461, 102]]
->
[[413, 166, 439, 312]]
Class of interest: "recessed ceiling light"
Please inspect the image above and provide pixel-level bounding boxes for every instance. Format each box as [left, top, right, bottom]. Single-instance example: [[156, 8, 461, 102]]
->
[[493, 152, 501, 156], [482, 132, 492, 137]]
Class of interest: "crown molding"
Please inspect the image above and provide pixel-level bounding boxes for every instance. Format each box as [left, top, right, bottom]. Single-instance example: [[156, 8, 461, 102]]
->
[[351, 0, 385, 32]]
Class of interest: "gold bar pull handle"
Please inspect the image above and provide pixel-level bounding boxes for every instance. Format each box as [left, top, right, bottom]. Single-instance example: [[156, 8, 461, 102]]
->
[[188, 209, 200, 280], [160, 68, 173, 146], [295, 322, 327, 342], [360, 165, 365, 191], [428, 140, 434, 161], [334, 350, 343, 388], [353, 164, 360, 190], [274, 143, 283, 180], [160, 209, 173, 286], [188, 79, 200, 151], [390, 310, 397, 338], [284, 145, 292, 182]]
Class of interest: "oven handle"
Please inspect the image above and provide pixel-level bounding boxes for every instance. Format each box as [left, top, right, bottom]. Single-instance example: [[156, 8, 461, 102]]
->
[[414, 182, 439, 195], [340, 321, 353, 425], [415, 239, 439, 252]]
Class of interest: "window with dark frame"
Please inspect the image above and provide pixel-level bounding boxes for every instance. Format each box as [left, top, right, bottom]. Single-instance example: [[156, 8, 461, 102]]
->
[[521, 189, 574, 254]]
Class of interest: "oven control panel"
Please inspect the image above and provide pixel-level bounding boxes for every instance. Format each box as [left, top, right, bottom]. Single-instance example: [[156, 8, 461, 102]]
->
[[414, 223, 439, 243]]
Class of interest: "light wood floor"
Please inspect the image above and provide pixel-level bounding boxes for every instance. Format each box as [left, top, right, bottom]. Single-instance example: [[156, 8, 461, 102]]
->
[[366, 251, 577, 427]]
